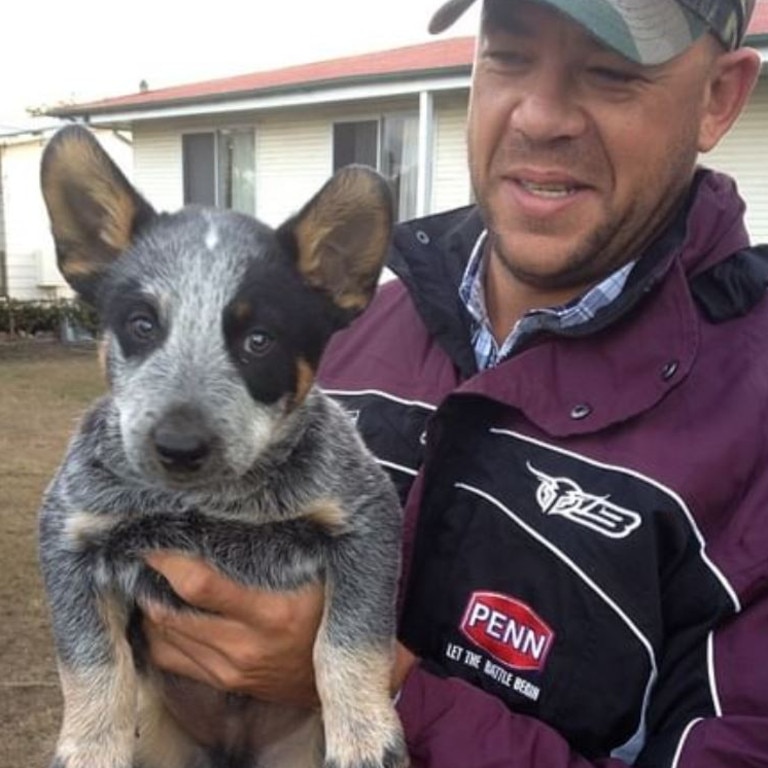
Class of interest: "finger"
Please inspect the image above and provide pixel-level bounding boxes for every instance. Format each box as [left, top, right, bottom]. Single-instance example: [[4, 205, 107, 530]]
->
[[143, 615, 236, 692], [142, 601, 320, 704], [229, 581, 326, 630], [143, 551, 246, 615], [142, 599, 246, 652], [144, 551, 325, 628]]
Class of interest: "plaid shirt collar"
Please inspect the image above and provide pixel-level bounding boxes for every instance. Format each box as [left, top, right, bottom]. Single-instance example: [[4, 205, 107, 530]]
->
[[459, 230, 636, 370]]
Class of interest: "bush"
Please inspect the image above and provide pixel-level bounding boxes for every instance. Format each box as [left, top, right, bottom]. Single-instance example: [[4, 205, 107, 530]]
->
[[0, 299, 99, 338]]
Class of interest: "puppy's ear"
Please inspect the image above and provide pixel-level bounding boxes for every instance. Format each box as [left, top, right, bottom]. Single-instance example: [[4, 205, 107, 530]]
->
[[278, 165, 393, 322], [40, 125, 156, 304]]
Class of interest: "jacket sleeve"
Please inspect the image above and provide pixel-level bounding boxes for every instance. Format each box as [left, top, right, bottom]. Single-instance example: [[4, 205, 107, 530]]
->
[[396, 658, 768, 768]]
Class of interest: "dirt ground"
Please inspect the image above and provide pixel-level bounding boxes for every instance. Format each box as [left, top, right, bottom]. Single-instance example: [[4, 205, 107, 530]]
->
[[0, 340, 105, 768]]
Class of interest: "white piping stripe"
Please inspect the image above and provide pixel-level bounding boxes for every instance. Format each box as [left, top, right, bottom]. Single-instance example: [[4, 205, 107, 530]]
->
[[321, 388, 437, 412], [377, 458, 419, 477], [456, 482, 659, 660], [456, 481, 657, 764], [707, 631, 723, 717], [489, 428, 741, 613], [671, 718, 703, 768]]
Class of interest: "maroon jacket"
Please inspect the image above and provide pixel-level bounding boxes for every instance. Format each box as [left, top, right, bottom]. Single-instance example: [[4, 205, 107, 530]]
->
[[318, 170, 768, 767]]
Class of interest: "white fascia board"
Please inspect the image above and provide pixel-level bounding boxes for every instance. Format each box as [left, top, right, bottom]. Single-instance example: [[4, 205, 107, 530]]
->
[[82, 74, 472, 127]]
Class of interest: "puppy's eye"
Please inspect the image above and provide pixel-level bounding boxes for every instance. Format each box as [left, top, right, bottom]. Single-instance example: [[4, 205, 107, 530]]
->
[[242, 330, 274, 358], [127, 311, 158, 342]]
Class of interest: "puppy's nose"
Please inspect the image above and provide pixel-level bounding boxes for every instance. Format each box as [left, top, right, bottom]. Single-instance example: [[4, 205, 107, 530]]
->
[[152, 411, 212, 473]]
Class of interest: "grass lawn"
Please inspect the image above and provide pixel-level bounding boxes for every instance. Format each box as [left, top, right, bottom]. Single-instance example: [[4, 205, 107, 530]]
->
[[0, 340, 104, 767]]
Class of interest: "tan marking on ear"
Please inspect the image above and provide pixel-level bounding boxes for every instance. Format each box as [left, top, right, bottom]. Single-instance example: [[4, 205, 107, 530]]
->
[[303, 498, 349, 536], [54, 596, 137, 768], [41, 128, 150, 295], [57, 257, 105, 279], [48, 136, 138, 253], [291, 167, 392, 314]]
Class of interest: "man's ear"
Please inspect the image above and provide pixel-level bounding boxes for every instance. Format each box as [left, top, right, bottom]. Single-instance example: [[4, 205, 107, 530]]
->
[[277, 165, 393, 323], [698, 46, 762, 153], [40, 125, 156, 305]]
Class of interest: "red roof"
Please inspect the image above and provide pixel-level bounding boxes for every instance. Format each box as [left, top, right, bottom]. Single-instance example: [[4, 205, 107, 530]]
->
[[751, 0, 768, 35], [51, 1, 768, 117], [52, 37, 475, 116]]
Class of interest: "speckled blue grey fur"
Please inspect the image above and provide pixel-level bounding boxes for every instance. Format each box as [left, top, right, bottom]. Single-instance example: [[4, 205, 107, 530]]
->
[[37, 124, 407, 768]]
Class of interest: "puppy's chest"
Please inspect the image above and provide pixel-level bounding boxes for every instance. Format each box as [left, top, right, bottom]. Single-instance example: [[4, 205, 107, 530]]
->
[[85, 501, 334, 594]]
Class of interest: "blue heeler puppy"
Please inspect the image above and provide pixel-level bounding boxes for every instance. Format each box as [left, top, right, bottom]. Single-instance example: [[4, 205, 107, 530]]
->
[[37, 125, 407, 768]]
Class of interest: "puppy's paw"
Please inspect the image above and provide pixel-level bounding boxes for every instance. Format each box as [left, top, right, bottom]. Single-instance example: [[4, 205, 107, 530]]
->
[[48, 749, 135, 768], [324, 730, 409, 768], [49, 759, 130, 768]]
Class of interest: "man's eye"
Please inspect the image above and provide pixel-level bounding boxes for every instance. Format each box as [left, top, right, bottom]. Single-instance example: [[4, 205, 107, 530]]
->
[[127, 311, 159, 342], [242, 330, 274, 358], [486, 50, 529, 68], [588, 66, 638, 84]]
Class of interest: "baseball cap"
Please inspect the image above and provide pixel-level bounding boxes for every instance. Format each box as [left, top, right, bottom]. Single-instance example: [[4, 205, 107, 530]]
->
[[428, 0, 756, 65]]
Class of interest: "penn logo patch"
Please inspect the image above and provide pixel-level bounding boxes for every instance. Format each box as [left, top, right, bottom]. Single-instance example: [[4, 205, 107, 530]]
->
[[460, 592, 554, 672]]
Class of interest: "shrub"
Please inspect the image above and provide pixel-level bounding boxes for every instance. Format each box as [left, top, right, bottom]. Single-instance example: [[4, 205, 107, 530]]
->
[[0, 299, 99, 338]]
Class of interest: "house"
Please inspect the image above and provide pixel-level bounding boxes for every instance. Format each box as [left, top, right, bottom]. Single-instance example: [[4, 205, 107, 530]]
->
[[6, 8, 768, 300], [47, 37, 479, 230], [0, 119, 132, 299]]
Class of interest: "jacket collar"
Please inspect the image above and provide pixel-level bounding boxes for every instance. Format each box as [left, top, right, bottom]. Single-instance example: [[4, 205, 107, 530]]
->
[[390, 169, 753, 379], [390, 169, 759, 435]]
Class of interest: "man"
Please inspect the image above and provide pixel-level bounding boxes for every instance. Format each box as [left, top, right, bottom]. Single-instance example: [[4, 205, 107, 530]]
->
[[142, 0, 768, 765]]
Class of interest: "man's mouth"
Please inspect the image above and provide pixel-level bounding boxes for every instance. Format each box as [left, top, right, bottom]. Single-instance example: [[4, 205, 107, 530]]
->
[[517, 180, 580, 199]]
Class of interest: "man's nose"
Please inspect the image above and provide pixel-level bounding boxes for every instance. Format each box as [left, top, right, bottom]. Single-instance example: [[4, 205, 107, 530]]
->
[[509, 71, 588, 143]]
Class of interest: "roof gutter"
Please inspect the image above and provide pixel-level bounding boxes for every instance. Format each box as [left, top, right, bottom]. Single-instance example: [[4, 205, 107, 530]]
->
[[46, 33, 768, 127], [49, 67, 472, 125]]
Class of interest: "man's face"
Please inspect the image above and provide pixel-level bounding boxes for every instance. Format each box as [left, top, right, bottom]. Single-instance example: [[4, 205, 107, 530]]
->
[[468, 0, 719, 294]]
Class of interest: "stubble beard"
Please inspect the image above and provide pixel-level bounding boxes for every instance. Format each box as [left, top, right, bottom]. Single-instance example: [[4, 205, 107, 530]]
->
[[474, 148, 698, 295]]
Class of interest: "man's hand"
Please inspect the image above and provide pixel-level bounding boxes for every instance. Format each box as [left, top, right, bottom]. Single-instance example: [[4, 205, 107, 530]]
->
[[141, 551, 324, 707], [141, 551, 419, 707]]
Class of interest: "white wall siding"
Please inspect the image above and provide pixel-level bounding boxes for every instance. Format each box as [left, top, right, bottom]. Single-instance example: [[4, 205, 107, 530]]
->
[[95, 78, 768, 253], [255, 113, 332, 227], [432, 95, 471, 214], [0, 151, 7, 295], [3, 139, 61, 300], [704, 78, 768, 244], [134, 114, 334, 226], [2, 130, 132, 300], [133, 126, 184, 213]]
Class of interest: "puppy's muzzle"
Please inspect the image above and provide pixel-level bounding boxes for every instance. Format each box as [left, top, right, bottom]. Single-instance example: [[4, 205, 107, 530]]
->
[[151, 408, 215, 477]]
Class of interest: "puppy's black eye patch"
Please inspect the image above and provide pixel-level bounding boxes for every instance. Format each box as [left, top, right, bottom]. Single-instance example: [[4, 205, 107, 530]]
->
[[104, 286, 165, 359], [224, 254, 343, 406], [224, 303, 294, 405]]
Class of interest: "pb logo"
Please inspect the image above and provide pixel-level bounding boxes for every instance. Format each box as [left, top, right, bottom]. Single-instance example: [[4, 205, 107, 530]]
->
[[460, 592, 554, 672]]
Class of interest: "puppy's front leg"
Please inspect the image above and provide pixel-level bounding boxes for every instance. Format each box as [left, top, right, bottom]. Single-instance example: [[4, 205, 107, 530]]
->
[[48, 594, 137, 768], [40, 516, 137, 768], [315, 536, 408, 768]]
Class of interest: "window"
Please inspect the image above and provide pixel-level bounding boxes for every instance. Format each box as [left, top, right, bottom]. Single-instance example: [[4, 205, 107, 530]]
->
[[333, 113, 419, 221], [182, 129, 255, 214], [334, 121, 378, 169]]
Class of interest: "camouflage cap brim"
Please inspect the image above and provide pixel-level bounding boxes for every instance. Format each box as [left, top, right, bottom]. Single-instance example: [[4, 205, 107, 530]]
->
[[429, 0, 756, 66]]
